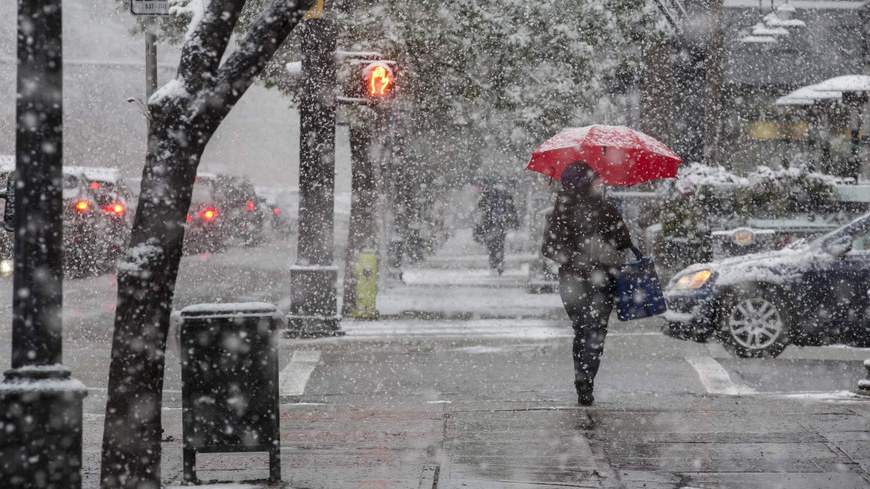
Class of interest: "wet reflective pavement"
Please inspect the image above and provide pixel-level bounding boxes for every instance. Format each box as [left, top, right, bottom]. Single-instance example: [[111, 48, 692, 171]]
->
[[1, 233, 868, 488]]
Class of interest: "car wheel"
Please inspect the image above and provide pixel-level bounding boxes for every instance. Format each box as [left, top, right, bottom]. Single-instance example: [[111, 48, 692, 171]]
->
[[720, 289, 789, 358]]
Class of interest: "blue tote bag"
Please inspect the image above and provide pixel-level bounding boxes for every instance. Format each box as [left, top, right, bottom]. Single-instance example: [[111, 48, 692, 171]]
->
[[616, 248, 667, 321]]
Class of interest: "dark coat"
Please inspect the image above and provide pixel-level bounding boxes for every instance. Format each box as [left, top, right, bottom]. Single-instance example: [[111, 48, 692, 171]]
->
[[542, 189, 633, 272], [475, 189, 519, 239]]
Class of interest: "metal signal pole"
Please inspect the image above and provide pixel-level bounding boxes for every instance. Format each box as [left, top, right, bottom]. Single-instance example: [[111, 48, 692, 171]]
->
[[0, 0, 87, 487], [288, 8, 341, 335]]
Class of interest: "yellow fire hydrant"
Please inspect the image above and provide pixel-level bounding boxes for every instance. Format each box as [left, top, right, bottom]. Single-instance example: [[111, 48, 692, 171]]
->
[[352, 252, 380, 319]]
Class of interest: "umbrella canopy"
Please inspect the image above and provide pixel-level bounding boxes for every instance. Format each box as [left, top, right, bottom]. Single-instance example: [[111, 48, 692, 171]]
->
[[526, 125, 683, 187], [812, 75, 870, 93]]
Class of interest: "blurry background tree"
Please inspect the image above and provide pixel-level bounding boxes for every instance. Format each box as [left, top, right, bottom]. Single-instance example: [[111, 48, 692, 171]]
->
[[122, 0, 668, 201]]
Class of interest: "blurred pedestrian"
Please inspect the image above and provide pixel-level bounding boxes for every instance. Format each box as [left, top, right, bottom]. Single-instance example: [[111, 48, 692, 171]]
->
[[474, 183, 519, 275], [541, 162, 637, 405]]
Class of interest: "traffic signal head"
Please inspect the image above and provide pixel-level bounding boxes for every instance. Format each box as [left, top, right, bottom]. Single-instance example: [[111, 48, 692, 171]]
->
[[363, 62, 394, 99]]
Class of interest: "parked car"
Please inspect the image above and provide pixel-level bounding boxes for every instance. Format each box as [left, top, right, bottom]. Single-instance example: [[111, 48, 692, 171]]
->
[[663, 213, 870, 357], [69, 166, 134, 268]]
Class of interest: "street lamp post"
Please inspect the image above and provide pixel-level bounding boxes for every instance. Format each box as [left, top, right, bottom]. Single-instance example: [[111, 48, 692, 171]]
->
[[0, 0, 87, 487], [287, 10, 342, 335]]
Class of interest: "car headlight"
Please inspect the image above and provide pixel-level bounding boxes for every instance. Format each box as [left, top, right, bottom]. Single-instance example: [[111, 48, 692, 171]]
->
[[0, 259, 12, 277], [673, 269, 713, 290]]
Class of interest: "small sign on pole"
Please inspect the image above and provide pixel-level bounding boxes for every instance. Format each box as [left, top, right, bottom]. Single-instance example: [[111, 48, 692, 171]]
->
[[131, 0, 170, 15]]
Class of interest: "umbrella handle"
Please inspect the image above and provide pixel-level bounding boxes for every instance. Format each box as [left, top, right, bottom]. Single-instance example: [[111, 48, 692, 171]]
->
[[548, 167, 555, 186]]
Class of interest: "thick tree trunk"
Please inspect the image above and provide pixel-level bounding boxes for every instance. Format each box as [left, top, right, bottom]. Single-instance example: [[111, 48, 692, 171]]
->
[[100, 112, 203, 488], [98, 2, 314, 485]]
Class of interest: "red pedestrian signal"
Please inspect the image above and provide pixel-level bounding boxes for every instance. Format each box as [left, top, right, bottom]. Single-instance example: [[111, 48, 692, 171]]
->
[[363, 62, 394, 99]]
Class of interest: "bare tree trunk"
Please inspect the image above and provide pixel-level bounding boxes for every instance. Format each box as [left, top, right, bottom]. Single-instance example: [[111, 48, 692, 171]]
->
[[100, 1, 314, 486], [100, 114, 202, 488], [641, 34, 674, 147], [703, 0, 724, 167]]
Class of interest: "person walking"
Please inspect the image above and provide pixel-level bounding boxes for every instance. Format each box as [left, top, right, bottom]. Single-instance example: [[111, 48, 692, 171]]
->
[[475, 184, 519, 275], [541, 162, 637, 405]]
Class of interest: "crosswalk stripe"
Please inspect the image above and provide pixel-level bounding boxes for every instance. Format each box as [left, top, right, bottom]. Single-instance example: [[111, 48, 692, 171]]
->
[[686, 356, 756, 395], [279, 350, 321, 399]]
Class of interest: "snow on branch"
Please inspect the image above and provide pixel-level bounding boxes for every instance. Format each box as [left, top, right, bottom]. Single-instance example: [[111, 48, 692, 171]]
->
[[176, 0, 245, 94], [168, 0, 211, 42]]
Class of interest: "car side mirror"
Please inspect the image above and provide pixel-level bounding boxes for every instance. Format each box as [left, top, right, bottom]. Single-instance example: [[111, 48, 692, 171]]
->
[[824, 235, 852, 258], [1, 171, 14, 232]]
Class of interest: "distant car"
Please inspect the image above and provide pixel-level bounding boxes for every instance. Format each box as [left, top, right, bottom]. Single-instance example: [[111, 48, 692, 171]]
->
[[7, 170, 116, 276], [265, 200, 292, 238], [0, 161, 126, 276], [184, 174, 225, 254], [74, 168, 134, 268], [664, 213, 870, 357], [213, 174, 266, 247]]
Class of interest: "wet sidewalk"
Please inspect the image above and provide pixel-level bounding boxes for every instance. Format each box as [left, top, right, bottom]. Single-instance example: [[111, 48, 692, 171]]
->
[[162, 394, 870, 488], [83, 229, 870, 488]]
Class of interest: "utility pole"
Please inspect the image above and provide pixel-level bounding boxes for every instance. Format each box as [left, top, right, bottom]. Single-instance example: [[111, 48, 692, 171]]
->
[[0, 0, 87, 487], [288, 7, 341, 335]]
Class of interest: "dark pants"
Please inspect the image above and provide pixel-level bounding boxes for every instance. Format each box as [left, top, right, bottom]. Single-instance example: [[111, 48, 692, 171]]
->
[[485, 229, 506, 272], [559, 268, 616, 388]]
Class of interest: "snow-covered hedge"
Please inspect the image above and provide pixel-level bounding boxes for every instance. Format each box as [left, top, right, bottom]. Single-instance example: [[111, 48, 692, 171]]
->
[[659, 163, 843, 239]]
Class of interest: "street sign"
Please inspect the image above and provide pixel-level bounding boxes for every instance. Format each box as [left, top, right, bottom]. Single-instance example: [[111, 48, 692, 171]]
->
[[131, 0, 169, 15]]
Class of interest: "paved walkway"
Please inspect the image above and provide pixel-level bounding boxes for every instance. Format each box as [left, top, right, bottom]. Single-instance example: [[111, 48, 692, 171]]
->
[[82, 229, 870, 488]]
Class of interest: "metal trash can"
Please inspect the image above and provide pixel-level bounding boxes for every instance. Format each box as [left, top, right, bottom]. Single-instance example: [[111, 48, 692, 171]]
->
[[179, 302, 282, 483]]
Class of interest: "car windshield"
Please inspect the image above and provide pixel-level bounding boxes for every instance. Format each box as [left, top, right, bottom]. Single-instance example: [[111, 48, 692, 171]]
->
[[191, 182, 214, 204], [808, 213, 870, 248]]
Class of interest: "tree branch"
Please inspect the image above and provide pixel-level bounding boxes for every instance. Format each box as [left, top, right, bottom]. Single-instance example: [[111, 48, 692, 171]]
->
[[190, 0, 316, 128], [176, 0, 247, 94]]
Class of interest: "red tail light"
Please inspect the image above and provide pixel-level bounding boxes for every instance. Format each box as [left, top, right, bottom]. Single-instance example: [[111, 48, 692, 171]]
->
[[89, 181, 101, 190], [75, 200, 91, 213], [102, 203, 125, 215], [272, 207, 281, 215], [200, 208, 218, 222], [186, 214, 191, 223], [246, 200, 256, 212]]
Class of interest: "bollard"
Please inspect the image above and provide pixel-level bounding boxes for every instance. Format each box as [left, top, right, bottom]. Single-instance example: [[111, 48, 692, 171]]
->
[[352, 251, 380, 319], [179, 302, 282, 483]]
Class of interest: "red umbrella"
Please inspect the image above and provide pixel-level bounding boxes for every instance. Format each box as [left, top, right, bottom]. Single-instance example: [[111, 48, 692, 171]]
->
[[526, 125, 683, 187]]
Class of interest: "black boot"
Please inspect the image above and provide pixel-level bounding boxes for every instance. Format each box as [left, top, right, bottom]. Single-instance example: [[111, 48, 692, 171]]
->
[[575, 379, 594, 406]]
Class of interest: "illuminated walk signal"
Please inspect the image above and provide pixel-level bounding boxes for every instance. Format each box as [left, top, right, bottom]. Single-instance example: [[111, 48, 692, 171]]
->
[[363, 62, 394, 99]]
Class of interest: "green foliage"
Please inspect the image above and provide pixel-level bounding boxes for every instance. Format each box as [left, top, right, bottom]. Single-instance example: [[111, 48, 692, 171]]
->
[[122, 0, 668, 192], [333, 0, 664, 172], [660, 186, 713, 241], [736, 167, 838, 217]]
